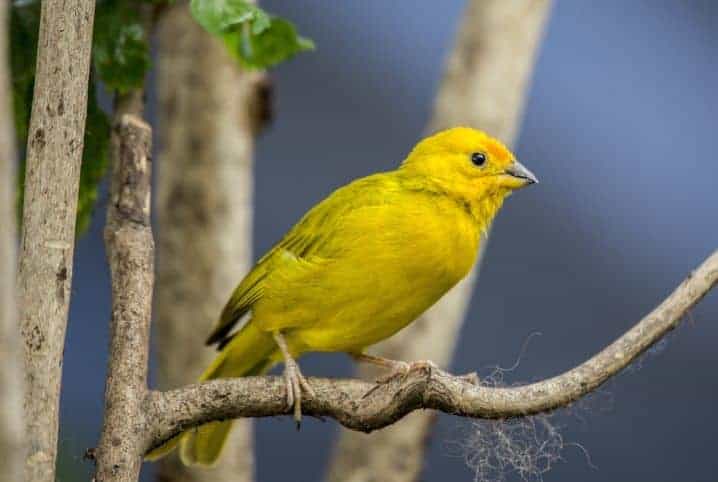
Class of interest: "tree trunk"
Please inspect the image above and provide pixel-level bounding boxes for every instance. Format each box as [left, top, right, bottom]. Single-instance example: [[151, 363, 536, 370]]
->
[[16, 2, 95, 481], [0, 3, 25, 481], [325, 1, 553, 481], [154, 4, 267, 481]]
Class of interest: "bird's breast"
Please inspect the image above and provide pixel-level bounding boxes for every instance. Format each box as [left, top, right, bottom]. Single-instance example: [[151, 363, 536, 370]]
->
[[288, 194, 482, 352]]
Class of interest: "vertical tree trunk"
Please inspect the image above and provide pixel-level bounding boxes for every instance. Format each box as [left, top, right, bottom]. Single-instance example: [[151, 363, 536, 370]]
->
[[16, 2, 95, 481], [325, 1, 552, 481], [0, 3, 25, 481], [154, 4, 267, 481]]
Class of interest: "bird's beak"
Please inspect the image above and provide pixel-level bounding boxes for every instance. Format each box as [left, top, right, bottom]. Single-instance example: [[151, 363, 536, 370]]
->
[[504, 160, 538, 186]]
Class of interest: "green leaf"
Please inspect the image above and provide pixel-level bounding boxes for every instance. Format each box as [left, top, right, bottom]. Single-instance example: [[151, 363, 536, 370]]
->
[[223, 17, 314, 69], [93, 0, 151, 93], [190, 0, 266, 35], [190, 0, 313, 69]]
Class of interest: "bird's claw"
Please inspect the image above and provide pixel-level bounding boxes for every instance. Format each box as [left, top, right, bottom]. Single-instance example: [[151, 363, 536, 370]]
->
[[374, 360, 410, 385], [282, 358, 315, 428], [363, 359, 439, 399]]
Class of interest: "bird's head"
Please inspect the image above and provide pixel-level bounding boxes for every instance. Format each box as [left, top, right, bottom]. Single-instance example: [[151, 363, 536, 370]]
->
[[401, 127, 537, 202]]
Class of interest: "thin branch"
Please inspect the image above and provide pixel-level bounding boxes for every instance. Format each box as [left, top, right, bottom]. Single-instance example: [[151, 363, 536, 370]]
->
[[17, 1, 96, 481], [145, 249, 718, 453]]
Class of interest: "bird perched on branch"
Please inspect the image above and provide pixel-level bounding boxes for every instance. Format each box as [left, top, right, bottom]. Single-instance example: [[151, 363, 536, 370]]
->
[[146, 126, 537, 466]]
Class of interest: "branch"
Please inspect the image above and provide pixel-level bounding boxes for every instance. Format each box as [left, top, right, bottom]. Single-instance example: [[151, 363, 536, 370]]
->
[[146, 249, 718, 452], [94, 109, 154, 482], [16, 1, 96, 481]]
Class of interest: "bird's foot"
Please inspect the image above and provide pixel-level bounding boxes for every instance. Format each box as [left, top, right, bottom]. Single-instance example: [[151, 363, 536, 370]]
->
[[282, 356, 316, 428], [362, 359, 440, 398], [374, 360, 410, 384], [375, 359, 439, 383]]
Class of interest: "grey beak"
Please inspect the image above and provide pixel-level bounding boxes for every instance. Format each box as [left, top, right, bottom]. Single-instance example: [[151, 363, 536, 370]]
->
[[505, 160, 538, 185]]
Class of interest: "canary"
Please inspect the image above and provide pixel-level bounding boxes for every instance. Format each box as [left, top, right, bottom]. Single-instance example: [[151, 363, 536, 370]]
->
[[146, 126, 537, 466]]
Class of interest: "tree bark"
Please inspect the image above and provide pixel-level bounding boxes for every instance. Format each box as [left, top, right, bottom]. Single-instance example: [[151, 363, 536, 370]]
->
[[154, 4, 267, 481], [142, 248, 718, 448], [94, 93, 154, 482], [326, 1, 553, 480], [0, 2, 25, 481], [16, 1, 95, 481]]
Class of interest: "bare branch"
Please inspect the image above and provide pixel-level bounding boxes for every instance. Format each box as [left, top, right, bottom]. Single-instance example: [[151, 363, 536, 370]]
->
[[16, 1, 95, 481], [146, 249, 718, 452], [0, 2, 25, 480], [94, 109, 154, 482]]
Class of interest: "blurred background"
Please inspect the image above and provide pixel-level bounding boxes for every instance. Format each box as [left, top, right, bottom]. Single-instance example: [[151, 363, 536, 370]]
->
[[58, 0, 717, 480]]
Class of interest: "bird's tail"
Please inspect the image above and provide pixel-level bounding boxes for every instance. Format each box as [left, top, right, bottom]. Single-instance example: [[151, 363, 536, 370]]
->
[[145, 322, 276, 466]]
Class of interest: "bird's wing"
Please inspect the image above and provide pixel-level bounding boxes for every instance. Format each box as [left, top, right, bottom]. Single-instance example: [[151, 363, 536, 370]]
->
[[205, 173, 400, 348]]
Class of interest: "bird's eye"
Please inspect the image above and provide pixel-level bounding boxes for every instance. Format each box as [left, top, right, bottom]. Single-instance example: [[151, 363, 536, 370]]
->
[[470, 152, 487, 167]]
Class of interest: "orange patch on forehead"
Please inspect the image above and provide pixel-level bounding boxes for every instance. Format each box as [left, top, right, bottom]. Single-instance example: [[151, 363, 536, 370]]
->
[[406, 127, 514, 163], [483, 137, 512, 161]]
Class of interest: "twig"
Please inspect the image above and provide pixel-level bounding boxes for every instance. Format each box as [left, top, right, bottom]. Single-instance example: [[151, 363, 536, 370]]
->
[[144, 249, 717, 453]]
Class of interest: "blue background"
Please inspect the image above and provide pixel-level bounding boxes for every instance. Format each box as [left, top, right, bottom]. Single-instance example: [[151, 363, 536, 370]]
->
[[58, 1, 717, 481]]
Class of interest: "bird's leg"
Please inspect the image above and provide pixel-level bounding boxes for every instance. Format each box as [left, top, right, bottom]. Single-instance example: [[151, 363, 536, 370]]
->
[[273, 331, 315, 427]]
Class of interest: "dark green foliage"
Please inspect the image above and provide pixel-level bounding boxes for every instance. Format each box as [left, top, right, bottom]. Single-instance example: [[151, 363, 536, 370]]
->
[[9, 0, 311, 234], [190, 0, 314, 69], [76, 80, 111, 234], [10, 0, 111, 235], [93, 0, 151, 93], [11, 0, 38, 227], [10, 1, 39, 143]]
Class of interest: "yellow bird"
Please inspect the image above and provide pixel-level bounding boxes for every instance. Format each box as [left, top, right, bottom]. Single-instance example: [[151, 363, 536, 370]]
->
[[147, 126, 537, 466]]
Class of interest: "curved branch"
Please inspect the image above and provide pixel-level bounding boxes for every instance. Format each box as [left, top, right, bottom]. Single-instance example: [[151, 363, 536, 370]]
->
[[146, 249, 718, 453]]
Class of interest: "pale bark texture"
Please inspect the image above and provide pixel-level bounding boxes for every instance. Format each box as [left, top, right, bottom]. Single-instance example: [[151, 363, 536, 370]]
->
[[154, 4, 266, 481], [16, 1, 95, 481], [326, 1, 553, 480], [143, 248, 718, 447], [0, 2, 25, 481], [95, 98, 154, 482]]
